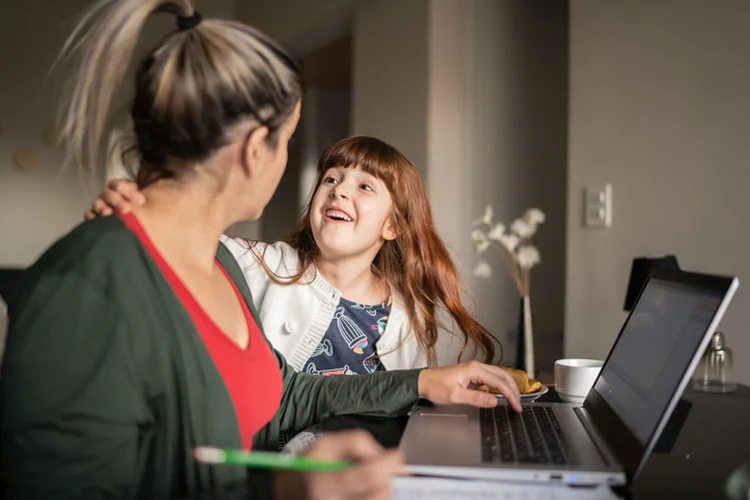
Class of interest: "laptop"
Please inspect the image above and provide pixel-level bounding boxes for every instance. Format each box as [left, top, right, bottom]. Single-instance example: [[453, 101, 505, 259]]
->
[[400, 269, 738, 486]]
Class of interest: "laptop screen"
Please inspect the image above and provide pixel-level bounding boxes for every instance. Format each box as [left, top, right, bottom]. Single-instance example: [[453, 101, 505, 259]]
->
[[584, 271, 736, 480]]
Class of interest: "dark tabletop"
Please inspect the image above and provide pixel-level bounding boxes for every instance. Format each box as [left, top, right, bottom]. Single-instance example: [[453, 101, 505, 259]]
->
[[301, 385, 750, 499]]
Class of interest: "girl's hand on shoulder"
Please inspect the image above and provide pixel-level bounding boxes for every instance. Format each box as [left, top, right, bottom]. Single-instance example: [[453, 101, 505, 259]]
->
[[274, 430, 404, 500], [83, 178, 145, 220], [417, 361, 523, 413]]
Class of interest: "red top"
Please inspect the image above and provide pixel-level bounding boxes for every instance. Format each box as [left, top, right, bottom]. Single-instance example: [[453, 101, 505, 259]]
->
[[120, 212, 282, 450]]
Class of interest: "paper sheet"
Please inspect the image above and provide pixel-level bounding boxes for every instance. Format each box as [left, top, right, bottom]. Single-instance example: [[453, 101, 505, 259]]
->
[[392, 476, 622, 500]]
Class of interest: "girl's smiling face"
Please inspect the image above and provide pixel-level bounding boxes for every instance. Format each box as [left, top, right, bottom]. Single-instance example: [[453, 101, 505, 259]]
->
[[309, 165, 397, 261]]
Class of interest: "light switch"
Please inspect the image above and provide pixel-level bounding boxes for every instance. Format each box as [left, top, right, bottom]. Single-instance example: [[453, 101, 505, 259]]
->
[[584, 184, 612, 228]]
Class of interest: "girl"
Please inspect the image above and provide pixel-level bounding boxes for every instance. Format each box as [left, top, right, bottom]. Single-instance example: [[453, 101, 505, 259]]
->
[[90, 136, 502, 377], [1, 1, 521, 499]]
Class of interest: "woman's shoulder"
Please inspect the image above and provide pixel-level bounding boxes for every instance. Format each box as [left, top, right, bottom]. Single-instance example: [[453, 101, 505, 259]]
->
[[30, 217, 139, 277], [11, 217, 143, 309]]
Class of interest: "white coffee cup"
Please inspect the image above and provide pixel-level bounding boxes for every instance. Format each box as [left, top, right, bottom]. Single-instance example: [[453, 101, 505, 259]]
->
[[554, 358, 604, 404]]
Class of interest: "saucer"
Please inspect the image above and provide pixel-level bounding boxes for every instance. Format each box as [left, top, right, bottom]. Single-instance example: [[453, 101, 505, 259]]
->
[[495, 384, 549, 403]]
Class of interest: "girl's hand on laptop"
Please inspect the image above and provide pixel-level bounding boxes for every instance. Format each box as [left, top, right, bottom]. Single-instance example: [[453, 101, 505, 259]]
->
[[83, 178, 144, 220], [418, 361, 523, 412], [274, 430, 404, 500]]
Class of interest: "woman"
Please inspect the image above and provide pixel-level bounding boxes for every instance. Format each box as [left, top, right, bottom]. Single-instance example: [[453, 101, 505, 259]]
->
[[0, 1, 521, 499]]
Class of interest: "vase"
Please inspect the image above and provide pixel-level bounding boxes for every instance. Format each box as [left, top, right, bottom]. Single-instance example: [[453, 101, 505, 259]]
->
[[515, 295, 535, 379]]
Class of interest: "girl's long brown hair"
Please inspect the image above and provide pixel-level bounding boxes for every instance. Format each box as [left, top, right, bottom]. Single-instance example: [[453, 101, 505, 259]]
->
[[254, 136, 501, 367]]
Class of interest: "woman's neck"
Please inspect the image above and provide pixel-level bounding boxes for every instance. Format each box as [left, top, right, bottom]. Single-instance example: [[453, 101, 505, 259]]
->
[[131, 179, 236, 273], [314, 255, 389, 305]]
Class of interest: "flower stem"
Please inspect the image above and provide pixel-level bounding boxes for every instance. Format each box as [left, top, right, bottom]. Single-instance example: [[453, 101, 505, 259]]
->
[[489, 241, 524, 296], [522, 267, 530, 296]]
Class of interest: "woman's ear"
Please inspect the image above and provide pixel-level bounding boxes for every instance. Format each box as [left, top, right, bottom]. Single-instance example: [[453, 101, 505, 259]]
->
[[241, 125, 270, 177]]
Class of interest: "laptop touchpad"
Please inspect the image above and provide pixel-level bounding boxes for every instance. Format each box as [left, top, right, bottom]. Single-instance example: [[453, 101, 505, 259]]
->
[[401, 406, 481, 466]]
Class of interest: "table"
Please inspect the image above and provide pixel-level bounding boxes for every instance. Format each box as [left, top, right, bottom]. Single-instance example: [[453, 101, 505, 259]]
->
[[299, 385, 750, 499]]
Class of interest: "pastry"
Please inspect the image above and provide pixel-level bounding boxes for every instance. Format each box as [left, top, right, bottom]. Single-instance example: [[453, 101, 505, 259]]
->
[[478, 367, 542, 395]]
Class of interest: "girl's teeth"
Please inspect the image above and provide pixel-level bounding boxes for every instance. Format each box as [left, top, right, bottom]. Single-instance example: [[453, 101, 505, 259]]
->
[[327, 210, 351, 221]]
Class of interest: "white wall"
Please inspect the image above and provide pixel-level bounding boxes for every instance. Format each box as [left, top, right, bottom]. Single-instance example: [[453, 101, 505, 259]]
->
[[236, 0, 571, 369], [1, 0, 98, 267], [297, 89, 352, 212], [466, 1, 568, 370], [352, 0, 430, 179], [262, 88, 351, 241], [352, 0, 568, 367], [236, 0, 356, 57], [567, 0, 750, 383], [0, 0, 238, 267], [352, 0, 466, 364]]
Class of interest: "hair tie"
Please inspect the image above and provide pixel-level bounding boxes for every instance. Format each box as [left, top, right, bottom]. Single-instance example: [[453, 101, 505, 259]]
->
[[176, 11, 202, 31]]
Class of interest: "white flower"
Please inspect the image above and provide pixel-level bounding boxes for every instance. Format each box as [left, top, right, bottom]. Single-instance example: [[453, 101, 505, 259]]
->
[[481, 205, 493, 226], [517, 245, 541, 269], [510, 218, 535, 239], [470, 205, 544, 294], [525, 208, 545, 226], [487, 223, 505, 241], [473, 261, 492, 279], [471, 229, 489, 253], [498, 234, 519, 253]]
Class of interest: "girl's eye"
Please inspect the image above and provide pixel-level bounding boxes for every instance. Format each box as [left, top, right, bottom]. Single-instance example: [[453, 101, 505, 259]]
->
[[361, 184, 373, 192], [324, 176, 338, 184]]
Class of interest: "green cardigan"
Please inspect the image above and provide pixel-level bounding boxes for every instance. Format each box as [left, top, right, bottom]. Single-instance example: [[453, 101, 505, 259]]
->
[[0, 216, 422, 499]]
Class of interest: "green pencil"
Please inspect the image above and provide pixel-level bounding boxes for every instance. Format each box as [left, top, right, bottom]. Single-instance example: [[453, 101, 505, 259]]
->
[[193, 446, 352, 472]]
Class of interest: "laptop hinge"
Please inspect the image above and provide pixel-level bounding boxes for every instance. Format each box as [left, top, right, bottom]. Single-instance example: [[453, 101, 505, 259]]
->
[[574, 407, 620, 467]]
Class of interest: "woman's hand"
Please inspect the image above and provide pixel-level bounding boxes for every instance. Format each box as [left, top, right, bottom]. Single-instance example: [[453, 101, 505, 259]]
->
[[274, 430, 403, 500], [418, 361, 523, 413], [83, 179, 144, 220]]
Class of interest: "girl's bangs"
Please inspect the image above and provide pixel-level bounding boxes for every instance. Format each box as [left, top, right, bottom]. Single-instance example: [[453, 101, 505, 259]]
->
[[318, 138, 399, 185]]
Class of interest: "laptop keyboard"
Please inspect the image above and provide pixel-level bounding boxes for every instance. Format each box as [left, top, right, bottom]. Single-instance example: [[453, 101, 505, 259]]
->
[[480, 406, 579, 465]]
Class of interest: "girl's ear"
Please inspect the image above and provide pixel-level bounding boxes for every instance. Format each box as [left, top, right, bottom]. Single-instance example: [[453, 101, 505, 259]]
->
[[382, 216, 399, 241]]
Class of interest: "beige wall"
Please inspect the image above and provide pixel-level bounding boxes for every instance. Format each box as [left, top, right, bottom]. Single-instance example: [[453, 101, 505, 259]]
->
[[0, 0, 238, 267], [567, 0, 750, 383]]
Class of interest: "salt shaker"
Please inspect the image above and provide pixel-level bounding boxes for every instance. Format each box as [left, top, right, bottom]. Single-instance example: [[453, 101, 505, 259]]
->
[[692, 332, 737, 394]]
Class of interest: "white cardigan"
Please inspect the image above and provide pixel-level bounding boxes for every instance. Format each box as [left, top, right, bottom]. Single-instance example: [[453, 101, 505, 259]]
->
[[221, 236, 427, 371]]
